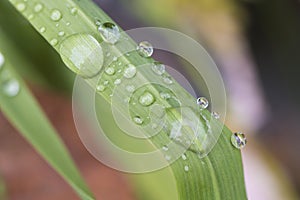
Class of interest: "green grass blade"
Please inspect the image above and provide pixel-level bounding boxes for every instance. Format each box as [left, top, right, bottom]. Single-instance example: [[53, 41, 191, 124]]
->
[[0, 31, 94, 200], [7, 0, 247, 199]]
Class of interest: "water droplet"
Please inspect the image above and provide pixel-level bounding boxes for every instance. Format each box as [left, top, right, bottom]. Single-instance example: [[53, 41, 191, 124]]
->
[[16, 3, 26, 12], [126, 85, 135, 92], [126, 53, 130, 57], [112, 56, 118, 61], [70, 7, 78, 15], [58, 31, 65, 37], [60, 34, 104, 78], [97, 22, 120, 44], [139, 91, 155, 106], [123, 64, 136, 78], [162, 145, 168, 151], [133, 116, 143, 125], [66, 22, 71, 26], [231, 132, 247, 149], [114, 79, 121, 85], [96, 84, 106, 92], [50, 9, 62, 21], [106, 52, 111, 57], [105, 67, 115, 75], [28, 14, 34, 20], [0, 52, 5, 70], [162, 74, 173, 84], [2, 79, 20, 97], [160, 92, 171, 99], [103, 80, 109, 85], [212, 111, 220, 119], [137, 41, 153, 57], [39, 27, 46, 33], [184, 165, 189, 172], [165, 155, 171, 161], [34, 3, 43, 13], [197, 97, 209, 109], [50, 38, 58, 46], [152, 62, 165, 75], [181, 154, 187, 160]]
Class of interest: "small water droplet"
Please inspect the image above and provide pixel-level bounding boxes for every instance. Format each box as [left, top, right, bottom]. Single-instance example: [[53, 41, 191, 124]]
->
[[231, 132, 247, 149], [181, 154, 187, 160], [34, 3, 43, 13], [39, 27, 46, 33], [96, 84, 106, 92], [105, 67, 115, 75], [137, 41, 153, 57], [212, 111, 220, 119], [112, 56, 118, 62], [16, 3, 26, 12], [66, 22, 71, 26], [184, 165, 189, 172], [0, 52, 5, 70], [133, 116, 143, 125], [98, 22, 120, 44], [70, 7, 78, 15], [28, 14, 34, 20], [126, 85, 135, 92], [162, 74, 173, 84], [60, 34, 104, 78], [114, 79, 121, 85], [50, 9, 62, 21], [162, 145, 168, 151], [152, 62, 165, 75], [106, 52, 111, 57], [58, 31, 65, 37], [165, 155, 171, 161], [2, 79, 20, 97], [126, 53, 130, 57], [160, 92, 171, 99], [197, 97, 209, 109], [123, 64, 136, 79], [50, 38, 58, 46], [139, 91, 155, 106]]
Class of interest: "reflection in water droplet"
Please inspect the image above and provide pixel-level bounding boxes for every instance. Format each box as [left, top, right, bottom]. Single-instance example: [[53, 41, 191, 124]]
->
[[138, 91, 155, 106], [34, 3, 43, 13], [197, 97, 209, 109], [50, 9, 62, 21], [60, 34, 104, 78], [231, 132, 247, 149], [123, 64, 136, 79], [16, 3, 26, 12], [2, 79, 20, 97], [137, 41, 153, 57], [133, 116, 143, 125], [152, 62, 165, 75], [105, 67, 115, 75], [0, 52, 5, 70], [98, 22, 120, 44], [212, 111, 220, 119]]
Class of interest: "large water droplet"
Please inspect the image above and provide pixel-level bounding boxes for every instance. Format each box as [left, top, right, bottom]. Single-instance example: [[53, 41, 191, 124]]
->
[[152, 62, 165, 75], [137, 41, 153, 57], [0, 52, 5, 70], [60, 34, 104, 78], [197, 97, 209, 109], [231, 132, 247, 149], [123, 64, 137, 79], [16, 3, 26, 12], [138, 91, 155, 106], [98, 22, 120, 44], [2, 79, 20, 97], [34, 3, 43, 13], [50, 9, 62, 21]]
